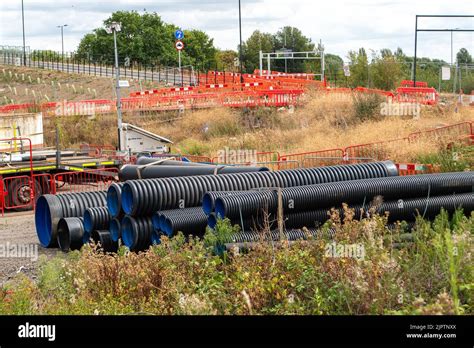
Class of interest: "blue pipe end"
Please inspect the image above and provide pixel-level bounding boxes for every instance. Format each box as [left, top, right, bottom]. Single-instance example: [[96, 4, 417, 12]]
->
[[35, 195, 53, 247], [107, 186, 121, 218], [121, 184, 134, 216], [83, 210, 93, 234], [121, 216, 135, 249], [202, 193, 214, 215], [110, 219, 121, 242], [208, 214, 217, 229], [152, 213, 161, 231], [214, 199, 226, 219]]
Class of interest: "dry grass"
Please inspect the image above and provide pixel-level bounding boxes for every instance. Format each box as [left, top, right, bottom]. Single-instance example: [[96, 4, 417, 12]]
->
[[36, 79, 473, 162]]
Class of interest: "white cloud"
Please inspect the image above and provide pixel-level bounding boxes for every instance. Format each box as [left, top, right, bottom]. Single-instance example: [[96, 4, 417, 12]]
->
[[0, 0, 472, 62]]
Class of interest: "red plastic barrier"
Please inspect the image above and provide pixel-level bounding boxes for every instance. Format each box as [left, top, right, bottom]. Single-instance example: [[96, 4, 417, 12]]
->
[[408, 121, 473, 142], [0, 173, 52, 212], [344, 138, 411, 163], [400, 80, 428, 88], [396, 163, 433, 176], [0, 179, 4, 216], [395, 87, 438, 105], [279, 149, 346, 168], [354, 87, 395, 98], [52, 168, 119, 194], [1, 175, 32, 211]]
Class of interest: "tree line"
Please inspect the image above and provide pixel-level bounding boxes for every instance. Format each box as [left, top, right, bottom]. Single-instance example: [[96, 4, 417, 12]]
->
[[33, 11, 474, 93]]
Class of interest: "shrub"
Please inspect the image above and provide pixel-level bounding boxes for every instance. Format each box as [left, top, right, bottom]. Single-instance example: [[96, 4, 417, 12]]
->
[[352, 93, 384, 121], [0, 210, 471, 315]]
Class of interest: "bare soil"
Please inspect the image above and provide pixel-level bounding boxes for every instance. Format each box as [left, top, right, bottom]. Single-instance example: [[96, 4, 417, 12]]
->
[[0, 212, 59, 286]]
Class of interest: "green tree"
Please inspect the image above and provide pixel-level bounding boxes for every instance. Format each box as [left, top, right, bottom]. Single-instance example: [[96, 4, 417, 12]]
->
[[324, 53, 345, 86], [241, 27, 317, 74], [241, 30, 274, 73], [215, 50, 238, 71], [370, 49, 404, 90], [457, 48, 472, 64], [182, 29, 217, 69], [273, 26, 316, 73], [347, 48, 369, 87], [75, 11, 216, 68]]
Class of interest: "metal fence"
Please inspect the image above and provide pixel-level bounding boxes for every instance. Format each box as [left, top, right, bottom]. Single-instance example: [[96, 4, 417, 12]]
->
[[0, 51, 199, 87]]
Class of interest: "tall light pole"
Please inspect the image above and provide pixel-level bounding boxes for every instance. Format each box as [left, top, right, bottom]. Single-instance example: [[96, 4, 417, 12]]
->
[[57, 24, 68, 58], [238, 0, 244, 84], [283, 28, 288, 73], [450, 28, 459, 66], [106, 22, 123, 151], [21, 0, 26, 65]]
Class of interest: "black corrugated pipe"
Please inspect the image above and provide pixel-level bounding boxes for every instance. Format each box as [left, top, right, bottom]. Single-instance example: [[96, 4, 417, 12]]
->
[[223, 221, 418, 250], [91, 230, 118, 253], [121, 216, 154, 252], [107, 183, 125, 219], [202, 191, 248, 215], [35, 191, 107, 248], [213, 172, 474, 220], [159, 207, 209, 237], [279, 193, 474, 229], [122, 161, 398, 216], [83, 207, 111, 234], [227, 228, 321, 243], [136, 157, 210, 166], [57, 217, 85, 252], [119, 164, 269, 181]]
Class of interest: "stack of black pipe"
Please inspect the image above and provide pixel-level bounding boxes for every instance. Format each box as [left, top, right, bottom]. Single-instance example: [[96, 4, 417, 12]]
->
[[110, 161, 276, 251], [109, 161, 399, 249], [36, 157, 472, 253], [203, 172, 473, 232], [35, 192, 107, 249]]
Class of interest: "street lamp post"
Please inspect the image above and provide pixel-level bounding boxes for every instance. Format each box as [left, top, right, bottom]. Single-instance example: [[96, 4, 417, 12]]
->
[[451, 30, 453, 66], [21, 0, 26, 65], [57, 24, 68, 58], [238, 0, 244, 84], [106, 22, 124, 151]]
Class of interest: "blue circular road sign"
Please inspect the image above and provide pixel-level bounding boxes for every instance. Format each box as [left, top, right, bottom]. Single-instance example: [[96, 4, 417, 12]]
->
[[175, 30, 184, 40]]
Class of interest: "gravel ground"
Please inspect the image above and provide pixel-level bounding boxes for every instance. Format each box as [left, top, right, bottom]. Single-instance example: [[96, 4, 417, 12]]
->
[[0, 212, 60, 286]]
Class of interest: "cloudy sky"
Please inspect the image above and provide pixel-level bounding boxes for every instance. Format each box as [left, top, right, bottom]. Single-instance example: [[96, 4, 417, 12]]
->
[[0, 0, 473, 62]]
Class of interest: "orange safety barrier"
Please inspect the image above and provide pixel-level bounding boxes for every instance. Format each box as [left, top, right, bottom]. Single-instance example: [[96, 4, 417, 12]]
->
[[400, 80, 428, 88], [0, 179, 4, 216], [408, 121, 473, 143], [396, 163, 434, 176], [211, 151, 280, 165], [354, 86, 395, 98], [0, 173, 53, 213], [344, 138, 410, 163], [16, 89, 304, 116], [130, 86, 195, 98], [395, 87, 439, 105], [279, 149, 346, 169], [79, 143, 116, 158], [1, 175, 32, 211], [52, 168, 119, 194]]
